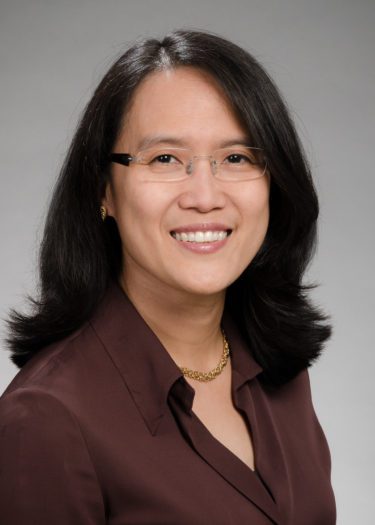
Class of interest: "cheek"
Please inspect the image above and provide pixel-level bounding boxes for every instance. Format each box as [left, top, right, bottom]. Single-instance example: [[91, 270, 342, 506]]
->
[[113, 182, 170, 242], [241, 183, 270, 243]]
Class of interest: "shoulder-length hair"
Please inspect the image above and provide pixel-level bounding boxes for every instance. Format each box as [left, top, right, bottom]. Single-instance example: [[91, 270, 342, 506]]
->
[[4, 29, 332, 387]]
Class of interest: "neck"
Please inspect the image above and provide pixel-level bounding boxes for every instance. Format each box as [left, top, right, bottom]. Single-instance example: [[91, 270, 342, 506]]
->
[[119, 274, 226, 371]]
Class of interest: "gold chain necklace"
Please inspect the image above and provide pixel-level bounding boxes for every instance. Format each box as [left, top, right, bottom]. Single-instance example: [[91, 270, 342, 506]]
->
[[179, 328, 230, 382]]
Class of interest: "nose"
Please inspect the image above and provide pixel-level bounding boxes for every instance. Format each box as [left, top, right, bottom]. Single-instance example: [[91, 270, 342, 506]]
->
[[186, 155, 218, 177], [178, 156, 226, 212]]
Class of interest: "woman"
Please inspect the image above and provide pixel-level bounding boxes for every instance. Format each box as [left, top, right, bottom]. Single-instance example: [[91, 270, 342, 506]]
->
[[0, 30, 336, 524]]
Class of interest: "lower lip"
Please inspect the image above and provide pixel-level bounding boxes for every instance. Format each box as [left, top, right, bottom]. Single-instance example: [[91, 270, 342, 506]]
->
[[170, 233, 231, 254]]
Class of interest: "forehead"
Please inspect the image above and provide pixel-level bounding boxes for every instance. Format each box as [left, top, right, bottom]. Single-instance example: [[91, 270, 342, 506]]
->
[[119, 66, 248, 149]]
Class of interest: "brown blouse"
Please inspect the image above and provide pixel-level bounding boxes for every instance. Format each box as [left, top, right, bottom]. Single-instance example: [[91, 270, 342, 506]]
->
[[0, 281, 336, 524]]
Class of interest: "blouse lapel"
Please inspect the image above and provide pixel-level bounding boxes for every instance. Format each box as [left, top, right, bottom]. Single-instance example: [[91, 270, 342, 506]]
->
[[166, 308, 285, 524], [168, 388, 281, 524]]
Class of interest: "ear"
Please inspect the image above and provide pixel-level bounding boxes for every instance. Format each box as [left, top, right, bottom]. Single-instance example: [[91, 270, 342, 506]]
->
[[101, 181, 115, 218]]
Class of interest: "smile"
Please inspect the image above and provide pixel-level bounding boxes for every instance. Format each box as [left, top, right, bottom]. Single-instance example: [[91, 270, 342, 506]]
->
[[170, 230, 231, 243]]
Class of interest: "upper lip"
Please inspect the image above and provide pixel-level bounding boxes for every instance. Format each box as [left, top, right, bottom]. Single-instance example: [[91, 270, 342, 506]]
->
[[171, 223, 232, 233]]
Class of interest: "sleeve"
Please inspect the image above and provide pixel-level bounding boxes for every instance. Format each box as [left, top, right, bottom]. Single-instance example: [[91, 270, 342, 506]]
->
[[0, 388, 106, 525]]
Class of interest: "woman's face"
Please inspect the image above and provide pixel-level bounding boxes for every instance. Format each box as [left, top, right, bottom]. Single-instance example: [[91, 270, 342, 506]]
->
[[103, 66, 271, 298]]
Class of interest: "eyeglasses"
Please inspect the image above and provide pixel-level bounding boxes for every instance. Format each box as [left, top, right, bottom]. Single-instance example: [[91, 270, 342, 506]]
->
[[109, 145, 267, 182]]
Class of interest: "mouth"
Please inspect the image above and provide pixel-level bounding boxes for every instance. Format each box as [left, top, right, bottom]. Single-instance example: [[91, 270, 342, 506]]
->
[[170, 229, 233, 243]]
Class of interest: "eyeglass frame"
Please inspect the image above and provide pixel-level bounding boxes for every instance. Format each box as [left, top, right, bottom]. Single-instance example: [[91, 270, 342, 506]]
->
[[108, 145, 268, 180]]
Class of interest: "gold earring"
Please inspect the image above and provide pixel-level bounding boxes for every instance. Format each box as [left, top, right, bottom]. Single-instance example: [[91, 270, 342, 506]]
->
[[100, 206, 107, 221]]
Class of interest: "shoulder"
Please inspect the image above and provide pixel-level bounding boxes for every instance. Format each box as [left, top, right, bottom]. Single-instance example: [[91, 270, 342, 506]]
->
[[259, 367, 322, 432], [260, 366, 332, 466], [0, 384, 105, 521], [262, 366, 313, 402], [0, 319, 110, 409], [0, 387, 81, 440], [0, 384, 93, 489], [0, 316, 121, 459]]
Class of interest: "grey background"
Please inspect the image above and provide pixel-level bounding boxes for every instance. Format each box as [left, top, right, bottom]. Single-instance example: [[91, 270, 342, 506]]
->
[[1, 1, 374, 522]]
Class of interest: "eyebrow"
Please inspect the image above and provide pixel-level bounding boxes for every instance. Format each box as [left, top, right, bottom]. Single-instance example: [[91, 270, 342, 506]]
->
[[134, 134, 252, 152]]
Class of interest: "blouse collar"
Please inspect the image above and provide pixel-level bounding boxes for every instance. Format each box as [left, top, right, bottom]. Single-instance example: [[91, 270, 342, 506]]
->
[[90, 279, 263, 435]]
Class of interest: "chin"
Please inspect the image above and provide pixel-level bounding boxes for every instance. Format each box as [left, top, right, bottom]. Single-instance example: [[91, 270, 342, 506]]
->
[[174, 276, 232, 296]]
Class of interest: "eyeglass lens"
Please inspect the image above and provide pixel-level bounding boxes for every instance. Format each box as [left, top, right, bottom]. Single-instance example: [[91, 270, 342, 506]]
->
[[134, 147, 266, 181]]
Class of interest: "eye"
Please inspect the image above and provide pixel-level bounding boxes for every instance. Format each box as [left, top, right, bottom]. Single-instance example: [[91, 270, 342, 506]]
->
[[225, 153, 255, 165], [150, 154, 181, 165]]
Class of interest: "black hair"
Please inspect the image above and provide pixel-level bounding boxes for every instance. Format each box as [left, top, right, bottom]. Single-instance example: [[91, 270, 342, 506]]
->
[[4, 29, 332, 387]]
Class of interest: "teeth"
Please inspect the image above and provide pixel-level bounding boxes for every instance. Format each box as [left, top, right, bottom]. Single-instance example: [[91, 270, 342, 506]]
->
[[172, 230, 229, 243]]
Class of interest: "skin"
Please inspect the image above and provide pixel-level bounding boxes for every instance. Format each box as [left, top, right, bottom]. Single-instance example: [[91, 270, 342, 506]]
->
[[102, 66, 271, 375]]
